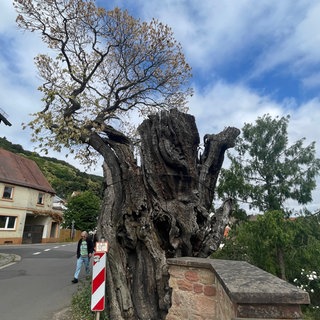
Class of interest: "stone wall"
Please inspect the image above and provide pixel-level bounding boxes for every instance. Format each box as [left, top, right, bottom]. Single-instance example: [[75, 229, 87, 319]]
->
[[166, 257, 310, 320]]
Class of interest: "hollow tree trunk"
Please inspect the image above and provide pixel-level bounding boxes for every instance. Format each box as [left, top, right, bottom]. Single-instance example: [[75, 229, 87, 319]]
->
[[91, 109, 240, 319]]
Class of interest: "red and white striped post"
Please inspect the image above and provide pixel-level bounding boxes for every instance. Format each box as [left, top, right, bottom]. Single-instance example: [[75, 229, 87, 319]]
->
[[91, 241, 108, 320]]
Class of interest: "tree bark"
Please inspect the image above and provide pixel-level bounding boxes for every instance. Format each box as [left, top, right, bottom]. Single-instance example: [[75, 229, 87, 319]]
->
[[277, 247, 287, 280], [92, 109, 240, 319]]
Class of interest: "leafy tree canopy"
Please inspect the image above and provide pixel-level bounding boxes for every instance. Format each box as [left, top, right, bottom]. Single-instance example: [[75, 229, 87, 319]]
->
[[218, 114, 320, 214], [214, 211, 295, 277], [213, 210, 320, 310], [14, 0, 193, 166], [63, 190, 101, 231]]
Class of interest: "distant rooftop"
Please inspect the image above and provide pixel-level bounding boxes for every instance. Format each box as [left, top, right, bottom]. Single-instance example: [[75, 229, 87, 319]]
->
[[0, 148, 55, 194], [0, 108, 12, 126]]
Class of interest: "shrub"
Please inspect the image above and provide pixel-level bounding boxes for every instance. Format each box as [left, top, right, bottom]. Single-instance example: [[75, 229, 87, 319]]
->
[[293, 269, 320, 320]]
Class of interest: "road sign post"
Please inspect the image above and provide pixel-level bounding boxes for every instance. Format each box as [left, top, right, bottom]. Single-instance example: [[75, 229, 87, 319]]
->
[[91, 241, 108, 320]]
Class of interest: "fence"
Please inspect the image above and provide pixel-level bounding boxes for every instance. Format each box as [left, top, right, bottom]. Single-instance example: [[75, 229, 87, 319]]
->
[[58, 229, 82, 242]]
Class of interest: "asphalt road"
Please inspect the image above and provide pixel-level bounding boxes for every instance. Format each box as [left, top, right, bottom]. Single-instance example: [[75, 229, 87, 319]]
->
[[0, 242, 85, 320]]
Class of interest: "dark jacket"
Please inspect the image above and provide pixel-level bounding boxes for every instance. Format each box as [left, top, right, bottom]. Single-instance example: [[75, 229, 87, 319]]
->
[[76, 238, 94, 258]]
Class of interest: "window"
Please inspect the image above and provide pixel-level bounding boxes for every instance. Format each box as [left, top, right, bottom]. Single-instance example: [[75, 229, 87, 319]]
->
[[37, 193, 44, 205], [2, 186, 14, 200], [0, 216, 17, 230]]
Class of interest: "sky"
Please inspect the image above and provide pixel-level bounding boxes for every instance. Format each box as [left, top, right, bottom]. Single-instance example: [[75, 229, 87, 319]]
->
[[1, 0, 320, 212]]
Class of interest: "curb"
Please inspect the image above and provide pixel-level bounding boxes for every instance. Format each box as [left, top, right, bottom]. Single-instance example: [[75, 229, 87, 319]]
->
[[52, 307, 72, 320]]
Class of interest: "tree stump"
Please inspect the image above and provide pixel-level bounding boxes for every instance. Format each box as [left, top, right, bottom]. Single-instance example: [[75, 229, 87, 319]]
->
[[97, 109, 240, 319]]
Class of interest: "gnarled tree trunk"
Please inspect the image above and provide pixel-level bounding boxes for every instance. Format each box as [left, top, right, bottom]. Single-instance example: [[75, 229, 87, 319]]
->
[[92, 109, 240, 319]]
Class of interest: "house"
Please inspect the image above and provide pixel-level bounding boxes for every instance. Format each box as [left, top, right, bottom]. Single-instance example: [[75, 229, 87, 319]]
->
[[0, 148, 62, 244], [52, 195, 67, 211]]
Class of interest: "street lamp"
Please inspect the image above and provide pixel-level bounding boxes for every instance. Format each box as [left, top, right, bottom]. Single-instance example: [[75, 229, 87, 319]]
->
[[71, 220, 75, 240]]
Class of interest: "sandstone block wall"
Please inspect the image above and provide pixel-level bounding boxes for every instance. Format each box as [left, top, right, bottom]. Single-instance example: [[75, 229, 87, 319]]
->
[[166, 257, 309, 320]]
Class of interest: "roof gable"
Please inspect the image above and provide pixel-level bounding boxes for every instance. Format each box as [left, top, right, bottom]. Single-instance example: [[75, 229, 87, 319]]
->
[[0, 148, 55, 194]]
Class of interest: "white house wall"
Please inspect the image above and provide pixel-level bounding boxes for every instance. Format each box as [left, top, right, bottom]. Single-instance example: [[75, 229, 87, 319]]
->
[[0, 182, 60, 244]]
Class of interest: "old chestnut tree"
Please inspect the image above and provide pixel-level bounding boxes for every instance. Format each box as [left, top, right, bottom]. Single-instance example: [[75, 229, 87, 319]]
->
[[14, 1, 239, 319]]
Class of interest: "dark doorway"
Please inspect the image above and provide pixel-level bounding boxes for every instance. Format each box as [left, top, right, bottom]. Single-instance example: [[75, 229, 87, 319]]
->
[[50, 222, 58, 238], [22, 225, 44, 244]]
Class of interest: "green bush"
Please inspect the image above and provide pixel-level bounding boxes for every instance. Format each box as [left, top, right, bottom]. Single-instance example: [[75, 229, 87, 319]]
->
[[294, 269, 320, 320], [302, 306, 320, 320]]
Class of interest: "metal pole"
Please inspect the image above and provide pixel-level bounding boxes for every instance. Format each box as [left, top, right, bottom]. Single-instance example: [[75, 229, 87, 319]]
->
[[96, 311, 100, 320], [71, 220, 75, 240]]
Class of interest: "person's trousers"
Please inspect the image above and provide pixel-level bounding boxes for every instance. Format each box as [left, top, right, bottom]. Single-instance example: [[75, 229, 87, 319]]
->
[[74, 256, 90, 279]]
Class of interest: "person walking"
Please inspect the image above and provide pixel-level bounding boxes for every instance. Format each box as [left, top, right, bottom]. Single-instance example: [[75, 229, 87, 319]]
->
[[72, 231, 94, 283]]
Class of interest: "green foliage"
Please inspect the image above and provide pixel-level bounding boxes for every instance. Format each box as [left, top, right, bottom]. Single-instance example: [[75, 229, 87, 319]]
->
[[71, 282, 108, 320], [214, 113, 320, 318], [218, 114, 320, 213], [0, 137, 103, 199], [213, 210, 320, 318], [229, 203, 248, 224], [0, 136, 26, 154], [294, 269, 320, 310], [63, 190, 101, 231], [302, 306, 320, 320], [285, 212, 320, 280], [214, 211, 294, 277]]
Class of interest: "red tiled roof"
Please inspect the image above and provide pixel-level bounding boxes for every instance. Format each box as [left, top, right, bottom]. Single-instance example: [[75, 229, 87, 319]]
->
[[0, 148, 55, 194]]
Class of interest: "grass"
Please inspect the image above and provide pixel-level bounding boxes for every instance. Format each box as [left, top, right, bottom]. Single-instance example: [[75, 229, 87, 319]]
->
[[70, 281, 108, 320]]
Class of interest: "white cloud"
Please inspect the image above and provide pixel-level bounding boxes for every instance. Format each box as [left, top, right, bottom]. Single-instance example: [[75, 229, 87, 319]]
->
[[249, 2, 320, 79], [189, 80, 283, 138], [1, 0, 320, 210], [289, 98, 320, 145], [189, 79, 320, 159], [189, 80, 320, 212], [126, 0, 314, 74]]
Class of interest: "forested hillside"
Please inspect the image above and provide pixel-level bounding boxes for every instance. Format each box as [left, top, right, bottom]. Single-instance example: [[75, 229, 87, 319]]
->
[[0, 137, 103, 198]]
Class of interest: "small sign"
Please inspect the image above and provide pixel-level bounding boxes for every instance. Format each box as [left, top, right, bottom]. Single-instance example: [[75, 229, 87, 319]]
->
[[94, 255, 101, 263], [96, 241, 109, 253]]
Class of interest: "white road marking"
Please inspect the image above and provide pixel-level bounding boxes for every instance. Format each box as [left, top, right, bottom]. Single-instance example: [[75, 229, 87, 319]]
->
[[0, 262, 17, 270], [32, 244, 74, 256]]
